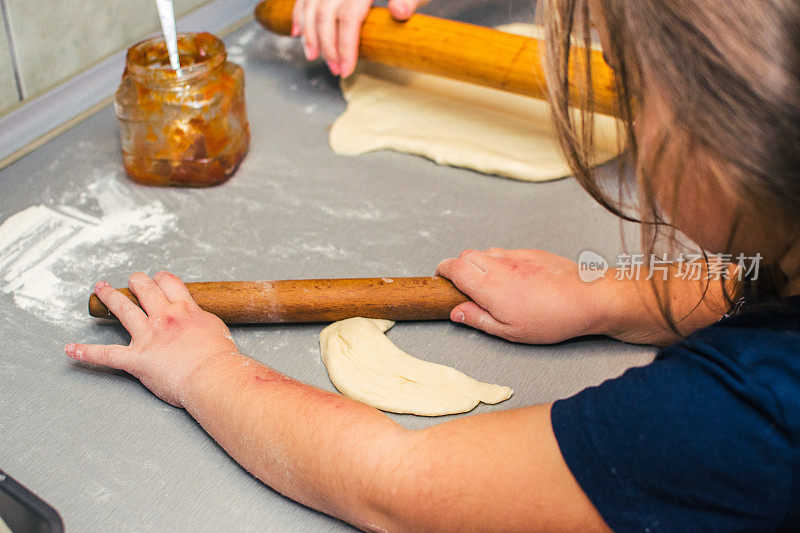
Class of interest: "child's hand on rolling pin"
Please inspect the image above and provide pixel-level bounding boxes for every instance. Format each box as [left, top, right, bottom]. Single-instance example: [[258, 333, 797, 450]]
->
[[65, 272, 239, 408], [292, 0, 429, 77], [437, 248, 607, 344]]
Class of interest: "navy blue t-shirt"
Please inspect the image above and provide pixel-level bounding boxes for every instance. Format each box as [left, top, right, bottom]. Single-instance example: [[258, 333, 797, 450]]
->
[[551, 295, 800, 531]]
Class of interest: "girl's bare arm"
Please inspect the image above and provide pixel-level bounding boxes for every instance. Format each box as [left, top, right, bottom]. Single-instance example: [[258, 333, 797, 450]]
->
[[184, 354, 608, 532], [66, 271, 609, 532]]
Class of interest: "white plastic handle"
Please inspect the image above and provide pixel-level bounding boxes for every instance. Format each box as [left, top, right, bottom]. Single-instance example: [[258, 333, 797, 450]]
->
[[155, 0, 182, 76]]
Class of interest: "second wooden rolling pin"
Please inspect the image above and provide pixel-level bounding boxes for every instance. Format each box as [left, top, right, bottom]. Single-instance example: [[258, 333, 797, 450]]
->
[[254, 0, 618, 117], [88, 277, 469, 324]]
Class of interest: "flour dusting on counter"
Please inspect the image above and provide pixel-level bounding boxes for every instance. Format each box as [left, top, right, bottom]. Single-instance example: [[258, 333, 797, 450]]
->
[[0, 178, 177, 325]]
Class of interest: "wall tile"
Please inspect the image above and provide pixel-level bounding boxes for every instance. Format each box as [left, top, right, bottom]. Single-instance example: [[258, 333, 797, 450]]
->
[[5, 0, 211, 98], [0, 8, 20, 113]]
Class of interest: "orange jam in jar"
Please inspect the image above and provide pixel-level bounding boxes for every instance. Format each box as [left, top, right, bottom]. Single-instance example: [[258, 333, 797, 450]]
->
[[115, 32, 249, 187]]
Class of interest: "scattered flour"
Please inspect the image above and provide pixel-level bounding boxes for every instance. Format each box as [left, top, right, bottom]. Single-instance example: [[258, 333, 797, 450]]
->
[[236, 28, 256, 46], [227, 45, 246, 66], [272, 36, 299, 61], [0, 178, 177, 326], [318, 204, 382, 221], [268, 240, 349, 260]]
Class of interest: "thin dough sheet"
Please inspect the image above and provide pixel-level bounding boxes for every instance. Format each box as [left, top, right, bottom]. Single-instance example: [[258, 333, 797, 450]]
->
[[319, 318, 513, 416], [330, 24, 621, 182]]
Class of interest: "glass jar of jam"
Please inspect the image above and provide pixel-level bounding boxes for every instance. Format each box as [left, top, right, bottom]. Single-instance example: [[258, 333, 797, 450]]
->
[[115, 32, 249, 187]]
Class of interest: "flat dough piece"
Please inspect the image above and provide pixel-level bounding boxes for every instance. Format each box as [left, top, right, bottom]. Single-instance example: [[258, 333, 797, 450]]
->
[[319, 317, 513, 416], [329, 24, 620, 182]]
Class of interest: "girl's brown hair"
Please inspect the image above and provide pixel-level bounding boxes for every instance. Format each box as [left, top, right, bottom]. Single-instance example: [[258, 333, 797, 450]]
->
[[539, 0, 800, 331]]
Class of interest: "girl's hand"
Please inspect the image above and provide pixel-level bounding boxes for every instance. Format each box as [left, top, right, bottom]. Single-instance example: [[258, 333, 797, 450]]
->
[[66, 272, 238, 407], [292, 0, 428, 77], [436, 249, 606, 344]]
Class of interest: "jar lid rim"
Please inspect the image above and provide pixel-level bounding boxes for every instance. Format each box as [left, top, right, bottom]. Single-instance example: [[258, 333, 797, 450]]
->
[[125, 32, 226, 83]]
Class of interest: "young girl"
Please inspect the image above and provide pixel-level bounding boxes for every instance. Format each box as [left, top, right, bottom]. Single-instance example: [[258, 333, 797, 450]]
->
[[66, 0, 800, 530]]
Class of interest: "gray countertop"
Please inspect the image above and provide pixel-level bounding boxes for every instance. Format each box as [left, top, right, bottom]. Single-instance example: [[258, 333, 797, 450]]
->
[[0, 4, 655, 531]]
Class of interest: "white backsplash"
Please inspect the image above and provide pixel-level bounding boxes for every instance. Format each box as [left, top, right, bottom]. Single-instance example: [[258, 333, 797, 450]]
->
[[0, 0, 211, 105]]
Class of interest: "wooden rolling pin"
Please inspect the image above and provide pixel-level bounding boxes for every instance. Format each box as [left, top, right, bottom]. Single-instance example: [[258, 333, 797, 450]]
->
[[88, 277, 469, 324], [254, 0, 618, 116]]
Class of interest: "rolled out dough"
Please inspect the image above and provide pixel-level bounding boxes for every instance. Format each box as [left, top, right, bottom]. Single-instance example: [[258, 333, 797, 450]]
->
[[319, 317, 513, 416], [330, 24, 621, 182]]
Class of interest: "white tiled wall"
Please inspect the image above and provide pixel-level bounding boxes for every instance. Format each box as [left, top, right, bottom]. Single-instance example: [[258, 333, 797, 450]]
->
[[0, 9, 19, 114], [0, 0, 212, 110]]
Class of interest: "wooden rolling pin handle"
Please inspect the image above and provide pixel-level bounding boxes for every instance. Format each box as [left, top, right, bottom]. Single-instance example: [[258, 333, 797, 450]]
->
[[88, 277, 469, 324], [254, 0, 619, 117]]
